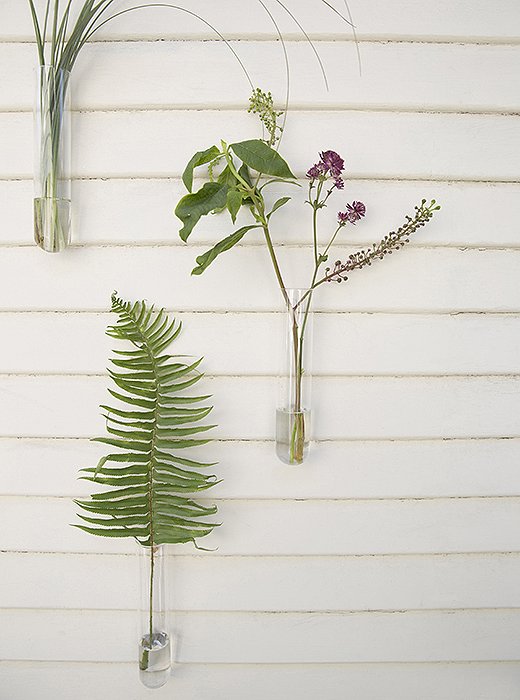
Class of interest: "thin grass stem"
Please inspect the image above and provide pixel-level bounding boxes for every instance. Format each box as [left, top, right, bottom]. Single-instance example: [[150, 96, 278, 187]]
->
[[28, 0, 44, 64], [320, 0, 361, 75], [256, 0, 290, 147], [274, 0, 329, 90], [81, 4, 254, 89]]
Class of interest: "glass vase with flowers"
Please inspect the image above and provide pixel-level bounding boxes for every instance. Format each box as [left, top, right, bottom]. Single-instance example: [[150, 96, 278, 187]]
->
[[176, 89, 440, 464]]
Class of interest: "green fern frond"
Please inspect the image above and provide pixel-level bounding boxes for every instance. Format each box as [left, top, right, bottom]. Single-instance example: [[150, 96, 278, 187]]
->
[[74, 294, 219, 548]]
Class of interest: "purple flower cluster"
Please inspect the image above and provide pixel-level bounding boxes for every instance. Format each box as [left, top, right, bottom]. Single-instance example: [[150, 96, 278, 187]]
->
[[307, 150, 345, 189], [320, 150, 344, 177], [306, 164, 321, 179], [338, 201, 366, 226]]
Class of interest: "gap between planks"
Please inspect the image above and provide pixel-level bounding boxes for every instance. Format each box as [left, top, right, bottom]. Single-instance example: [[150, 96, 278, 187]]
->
[[0, 310, 519, 317], [3, 550, 520, 559], [1, 175, 519, 185], [0, 372, 519, 379], [2, 105, 520, 117], [0, 436, 518, 443], [1, 606, 520, 615], [2, 242, 520, 252], [2, 36, 520, 46], [3, 551, 520, 558], [2, 659, 520, 669], [2, 495, 520, 504]]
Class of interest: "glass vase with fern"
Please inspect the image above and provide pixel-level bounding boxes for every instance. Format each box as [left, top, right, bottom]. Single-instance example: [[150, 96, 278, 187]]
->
[[75, 295, 219, 688]]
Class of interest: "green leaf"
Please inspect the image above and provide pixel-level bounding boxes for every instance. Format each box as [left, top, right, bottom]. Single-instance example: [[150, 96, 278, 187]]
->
[[218, 165, 239, 188], [92, 438, 152, 453], [259, 178, 302, 192], [176, 182, 229, 242], [74, 294, 219, 551], [231, 139, 296, 178], [226, 189, 243, 223], [191, 225, 259, 275], [238, 163, 253, 187], [267, 196, 291, 220], [72, 525, 147, 538], [182, 146, 220, 192]]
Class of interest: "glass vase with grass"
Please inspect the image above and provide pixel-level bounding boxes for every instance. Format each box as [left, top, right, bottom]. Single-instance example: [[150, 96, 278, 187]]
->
[[28, 0, 357, 252], [34, 64, 71, 252]]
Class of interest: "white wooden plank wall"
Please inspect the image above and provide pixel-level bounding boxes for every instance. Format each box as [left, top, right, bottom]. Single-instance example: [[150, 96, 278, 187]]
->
[[0, 1, 519, 698]]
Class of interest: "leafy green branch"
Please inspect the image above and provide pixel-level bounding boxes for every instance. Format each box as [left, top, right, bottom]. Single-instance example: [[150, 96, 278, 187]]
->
[[175, 123, 298, 287]]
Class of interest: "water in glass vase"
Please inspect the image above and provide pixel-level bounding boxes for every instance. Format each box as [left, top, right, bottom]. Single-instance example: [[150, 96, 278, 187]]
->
[[139, 631, 171, 689], [276, 407, 311, 465], [34, 197, 71, 252], [34, 66, 72, 252]]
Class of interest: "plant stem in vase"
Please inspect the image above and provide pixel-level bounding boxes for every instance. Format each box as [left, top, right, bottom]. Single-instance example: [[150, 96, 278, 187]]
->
[[138, 544, 171, 689], [276, 288, 314, 465], [34, 65, 71, 252]]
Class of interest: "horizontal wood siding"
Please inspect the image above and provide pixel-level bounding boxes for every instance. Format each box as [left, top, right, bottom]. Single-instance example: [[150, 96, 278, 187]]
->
[[1, 661, 520, 700], [0, 1, 519, 697]]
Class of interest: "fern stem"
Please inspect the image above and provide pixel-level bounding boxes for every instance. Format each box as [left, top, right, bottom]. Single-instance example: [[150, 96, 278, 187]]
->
[[140, 327, 159, 648], [116, 296, 160, 648], [149, 544, 155, 645]]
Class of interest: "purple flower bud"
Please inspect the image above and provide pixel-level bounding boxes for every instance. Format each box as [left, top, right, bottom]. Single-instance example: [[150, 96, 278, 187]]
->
[[337, 211, 350, 225], [333, 177, 344, 190], [306, 164, 321, 180], [319, 150, 345, 177], [345, 200, 366, 224]]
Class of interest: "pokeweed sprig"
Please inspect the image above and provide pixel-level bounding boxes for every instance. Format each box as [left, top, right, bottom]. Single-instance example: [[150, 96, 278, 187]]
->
[[323, 200, 440, 284], [248, 88, 284, 146]]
